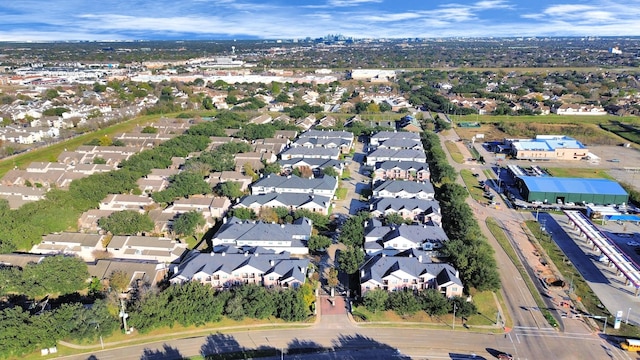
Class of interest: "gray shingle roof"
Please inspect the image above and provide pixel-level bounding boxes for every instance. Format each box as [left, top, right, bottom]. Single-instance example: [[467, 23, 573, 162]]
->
[[373, 179, 435, 196], [171, 249, 309, 285], [252, 174, 337, 193], [370, 198, 440, 213], [237, 193, 331, 208]]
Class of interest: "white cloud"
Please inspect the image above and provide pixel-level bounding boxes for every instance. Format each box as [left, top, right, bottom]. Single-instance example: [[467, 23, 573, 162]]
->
[[328, 0, 383, 7]]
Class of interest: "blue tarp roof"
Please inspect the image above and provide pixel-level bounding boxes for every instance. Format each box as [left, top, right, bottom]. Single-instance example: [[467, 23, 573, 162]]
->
[[519, 176, 628, 196]]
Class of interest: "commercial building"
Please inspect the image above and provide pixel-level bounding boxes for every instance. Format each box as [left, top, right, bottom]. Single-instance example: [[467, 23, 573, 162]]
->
[[515, 176, 628, 205], [504, 135, 588, 160]]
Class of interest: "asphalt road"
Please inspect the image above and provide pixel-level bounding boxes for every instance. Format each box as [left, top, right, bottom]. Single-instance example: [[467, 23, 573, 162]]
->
[[57, 324, 625, 360]]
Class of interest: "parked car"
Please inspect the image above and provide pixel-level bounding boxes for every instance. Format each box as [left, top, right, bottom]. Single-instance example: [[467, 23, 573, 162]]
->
[[498, 353, 514, 360]]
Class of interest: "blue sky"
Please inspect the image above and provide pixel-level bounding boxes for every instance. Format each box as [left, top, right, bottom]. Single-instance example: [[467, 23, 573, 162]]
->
[[2, 0, 639, 41]]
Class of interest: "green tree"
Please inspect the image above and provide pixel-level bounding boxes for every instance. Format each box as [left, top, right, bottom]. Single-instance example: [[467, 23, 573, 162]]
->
[[43, 88, 59, 100], [238, 284, 276, 319], [450, 296, 477, 318], [419, 289, 451, 316], [228, 207, 256, 220], [225, 292, 246, 320], [98, 210, 154, 235], [276, 288, 308, 321], [308, 235, 331, 252], [141, 126, 158, 134], [215, 181, 244, 200], [109, 270, 131, 293], [337, 246, 364, 275], [386, 289, 420, 316], [13, 255, 89, 298], [322, 167, 339, 178], [173, 210, 206, 236], [363, 288, 389, 313]]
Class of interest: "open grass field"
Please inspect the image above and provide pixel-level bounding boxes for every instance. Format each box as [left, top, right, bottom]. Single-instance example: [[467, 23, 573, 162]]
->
[[545, 167, 613, 179], [444, 140, 465, 163], [352, 290, 499, 328], [460, 169, 489, 204], [0, 113, 162, 178], [454, 116, 633, 146]]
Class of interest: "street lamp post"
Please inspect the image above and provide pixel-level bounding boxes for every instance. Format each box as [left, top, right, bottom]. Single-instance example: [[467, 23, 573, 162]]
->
[[626, 307, 632, 325], [452, 303, 457, 330]]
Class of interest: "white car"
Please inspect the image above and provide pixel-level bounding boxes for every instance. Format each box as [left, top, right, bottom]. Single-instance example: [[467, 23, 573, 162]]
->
[[627, 241, 640, 246]]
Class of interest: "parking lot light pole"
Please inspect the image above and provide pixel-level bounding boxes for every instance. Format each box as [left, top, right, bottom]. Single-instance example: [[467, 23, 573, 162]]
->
[[627, 307, 632, 324]]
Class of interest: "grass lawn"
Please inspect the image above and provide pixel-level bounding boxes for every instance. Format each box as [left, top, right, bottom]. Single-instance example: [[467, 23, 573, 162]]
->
[[341, 168, 351, 180], [466, 290, 500, 326], [34, 317, 312, 360], [460, 169, 488, 204], [0, 113, 163, 178], [444, 140, 465, 163], [545, 167, 613, 179], [335, 187, 348, 200], [352, 290, 500, 329]]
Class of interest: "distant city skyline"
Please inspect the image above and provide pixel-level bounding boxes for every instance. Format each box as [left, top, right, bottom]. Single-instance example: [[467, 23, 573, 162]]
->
[[2, 0, 640, 42]]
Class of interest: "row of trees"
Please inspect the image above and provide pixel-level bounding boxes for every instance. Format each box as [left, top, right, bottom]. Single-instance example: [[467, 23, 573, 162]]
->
[[129, 282, 311, 333], [0, 300, 118, 359], [421, 130, 501, 292], [0, 255, 89, 298], [363, 288, 477, 318]]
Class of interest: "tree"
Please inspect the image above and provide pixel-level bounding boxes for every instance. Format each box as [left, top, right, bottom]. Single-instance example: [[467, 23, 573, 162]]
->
[[238, 284, 276, 319], [228, 207, 256, 220], [363, 288, 388, 313], [337, 246, 364, 275], [141, 126, 158, 134], [215, 181, 244, 200], [43, 88, 59, 100], [326, 267, 339, 290], [262, 162, 282, 175], [299, 282, 316, 311], [98, 210, 154, 235], [8, 255, 90, 298], [419, 289, 450, 316], [257, 207, 280, 223], [293, 166, 313, 178], [450, 296, 477, 318], [173, 210, 206, 236], [109, 270, 131, 293], [386, 289, 420, 316], [276, 288, 308, 321], [308, 235, 331, 252], [322, 167, 339, 178]]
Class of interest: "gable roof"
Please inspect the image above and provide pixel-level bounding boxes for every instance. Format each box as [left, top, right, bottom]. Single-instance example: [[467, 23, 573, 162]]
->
[[252, 174, 338, 193], [237, 193, 331, 209], [373, 179, 435, 195]]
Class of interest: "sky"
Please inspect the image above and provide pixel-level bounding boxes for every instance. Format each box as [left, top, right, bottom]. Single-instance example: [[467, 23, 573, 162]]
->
[[2, 0, 640, 41]]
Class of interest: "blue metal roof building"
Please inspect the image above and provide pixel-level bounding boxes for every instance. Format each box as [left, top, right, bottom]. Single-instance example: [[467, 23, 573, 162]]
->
[[516, 176, 628, 205]]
